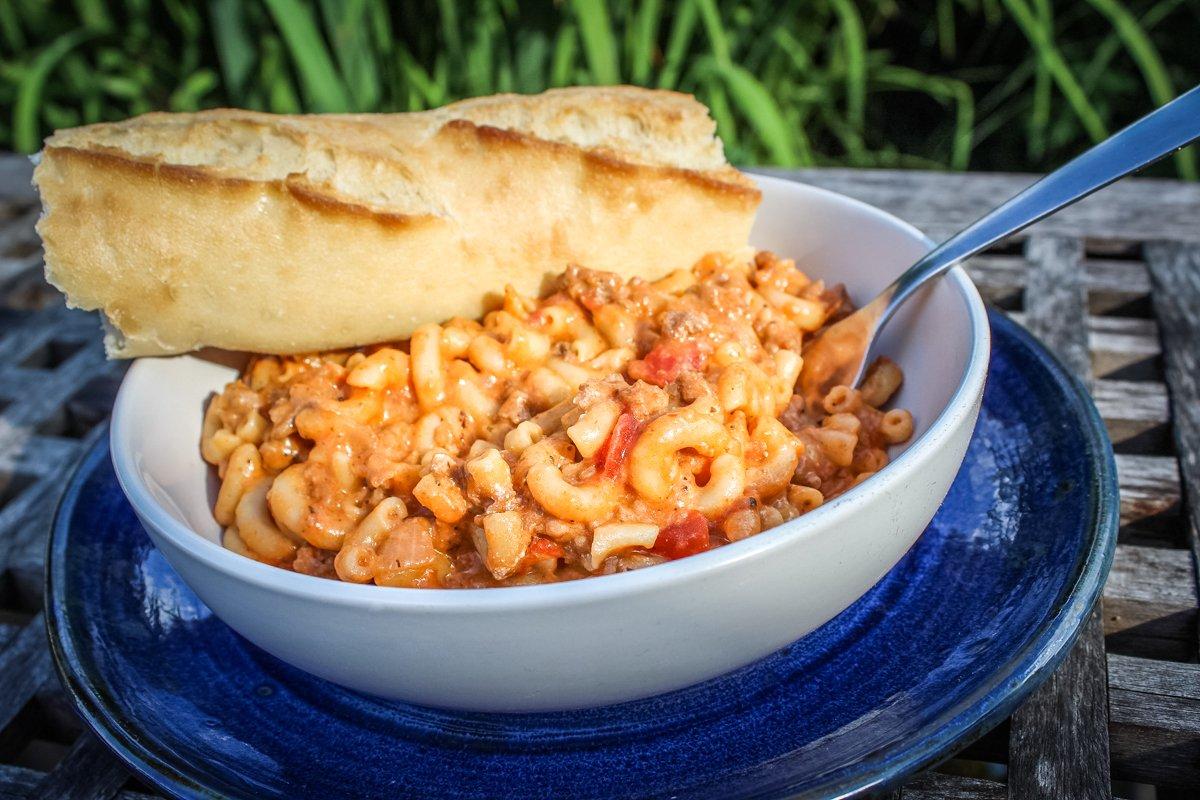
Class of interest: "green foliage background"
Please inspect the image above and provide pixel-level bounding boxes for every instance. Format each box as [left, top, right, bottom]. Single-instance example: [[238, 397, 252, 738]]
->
[[1, 0, 1196, 177]]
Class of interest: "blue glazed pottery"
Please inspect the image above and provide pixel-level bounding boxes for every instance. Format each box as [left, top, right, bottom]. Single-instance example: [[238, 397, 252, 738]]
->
[[46, 310, 1117, 799]]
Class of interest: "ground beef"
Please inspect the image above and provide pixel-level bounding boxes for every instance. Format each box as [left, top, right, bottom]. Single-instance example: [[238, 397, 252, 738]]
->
[[293, 546, 337, 579], [561, 264, 624, 311], [760, 318, 803, 353], [217, 381, 261, 431], [573, 376, 623, 411], [677, 370, 711, 403], [659, 309, 710, 339], [619, 381, 667, 419], [618, 380, 669, 420], [819, 283, 853, 324], [634, 322, 660, 357], [778, 394, 813, 434], [498, 391, 532, 426]]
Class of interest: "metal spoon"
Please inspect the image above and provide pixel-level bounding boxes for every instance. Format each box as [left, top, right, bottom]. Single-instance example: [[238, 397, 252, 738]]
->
[[798, 83, 1200, 409]]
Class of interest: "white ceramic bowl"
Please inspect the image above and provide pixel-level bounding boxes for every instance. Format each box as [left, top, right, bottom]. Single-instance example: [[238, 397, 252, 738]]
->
[[110, 175, 990, 712]]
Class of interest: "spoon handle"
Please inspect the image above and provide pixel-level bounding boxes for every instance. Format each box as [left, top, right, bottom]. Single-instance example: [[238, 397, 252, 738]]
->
[[882, 83, 1200, 323]]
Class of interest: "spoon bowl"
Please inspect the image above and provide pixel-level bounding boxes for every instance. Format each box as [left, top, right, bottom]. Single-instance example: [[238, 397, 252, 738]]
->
[[798, 292, 889, 410]]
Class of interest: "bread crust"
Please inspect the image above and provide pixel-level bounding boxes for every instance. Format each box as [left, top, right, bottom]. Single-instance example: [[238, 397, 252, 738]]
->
[[33, 86, 760, 356]]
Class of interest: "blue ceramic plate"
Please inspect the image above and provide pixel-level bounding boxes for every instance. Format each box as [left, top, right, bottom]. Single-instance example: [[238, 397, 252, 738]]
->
[[46, 311, 1117, 800]]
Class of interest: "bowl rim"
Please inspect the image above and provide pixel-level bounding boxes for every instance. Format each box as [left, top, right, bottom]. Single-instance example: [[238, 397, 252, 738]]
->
[[109, 173, 991, 610]]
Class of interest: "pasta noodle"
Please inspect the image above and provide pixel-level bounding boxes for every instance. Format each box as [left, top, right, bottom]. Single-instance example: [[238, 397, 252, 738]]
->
[[201, 251, 914, 587]]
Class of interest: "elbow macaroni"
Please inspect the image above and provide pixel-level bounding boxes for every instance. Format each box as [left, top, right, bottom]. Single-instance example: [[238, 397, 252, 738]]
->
[[202, 251, 914, 587]]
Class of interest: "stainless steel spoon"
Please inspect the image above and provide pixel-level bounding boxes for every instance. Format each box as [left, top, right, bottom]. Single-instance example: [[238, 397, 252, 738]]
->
[[798, 83, 1200, 409]]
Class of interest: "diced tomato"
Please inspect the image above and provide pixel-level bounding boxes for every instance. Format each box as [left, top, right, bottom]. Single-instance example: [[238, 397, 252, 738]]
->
[[516, 535, 565, 575], [628, 340, 706, 386], [527, 536, 565, 561], [652, 510, 711, 560], [600, 412, 642, 478]]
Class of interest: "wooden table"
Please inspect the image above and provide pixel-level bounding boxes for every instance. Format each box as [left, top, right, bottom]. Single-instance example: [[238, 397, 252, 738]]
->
[[0, 157, 1196, 799]]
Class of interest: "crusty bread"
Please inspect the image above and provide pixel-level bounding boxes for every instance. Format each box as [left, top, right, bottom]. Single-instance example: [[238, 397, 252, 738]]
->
[[33, 86, 760, 357]]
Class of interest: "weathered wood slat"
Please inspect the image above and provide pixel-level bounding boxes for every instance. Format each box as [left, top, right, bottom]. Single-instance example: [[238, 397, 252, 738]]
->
[[0, 680, 86, 770], [1144, 241, 1200, 663], [0, 436, 80, 479], [0, 616, 53, 732], [901, 771, 1006, 799], [0, 318, 62, 365], [1, 437, 110, 613], [1083, 258, 1152, 294], [0, 254, 40, 288], [0, 619, 21, 648], [759, 167, 1200, 243], [1087, 316, 1162, 379], [0, 342, 107, 437], [1091, 380, 1168, 426], [1114, 454, 1181, 525], [1083, 259, 1153, 316], [1104, 545, 1199, 661], [964, 254, 1027, 292], [1106, 655, 1200, 790], [1086, 316, 1160, 352], [0, 765, 155, 800], [1109, 654, 1200, 700], [29, 679, 86, 744], [0, 157, 35, 203], [29, 733, 128, 800], [1007, 312, 1162, 379], [1092, 379, 1170, 446], [1104, 601, 1196, 662], [0, 204, 37, 257], [965, 254, 1153, 315], [1113, 703, 1200, 751], [1010, 613, 1113, 799], [7, 549, 54, 616], [1007, 235, 1112, 800], [1018, 236, 1090, 378], [0, 359, 114, 578], [1106, 545, 1197, 608], [0, 473, 72, 575], [1110, 722, 1200, 791]]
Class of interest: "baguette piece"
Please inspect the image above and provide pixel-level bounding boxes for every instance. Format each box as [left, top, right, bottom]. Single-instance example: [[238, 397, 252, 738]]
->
[[33, 87, 760, 357]]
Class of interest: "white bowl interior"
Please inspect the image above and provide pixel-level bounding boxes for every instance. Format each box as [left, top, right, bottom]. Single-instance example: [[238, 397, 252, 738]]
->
[[127, 356, 234, 545], [118, 175, 972, 554]]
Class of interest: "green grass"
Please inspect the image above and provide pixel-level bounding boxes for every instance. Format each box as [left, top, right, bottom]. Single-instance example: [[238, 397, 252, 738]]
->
[[0, 0, 1195, 178]]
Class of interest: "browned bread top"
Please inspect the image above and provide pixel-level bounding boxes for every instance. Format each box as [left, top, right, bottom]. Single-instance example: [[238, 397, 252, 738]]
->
[[34, 86, 761, 356]]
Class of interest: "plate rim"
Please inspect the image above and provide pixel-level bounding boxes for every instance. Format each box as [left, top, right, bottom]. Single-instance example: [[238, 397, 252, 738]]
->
[[44, 432, 226, 800], [44, 309, 1119, 800]]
